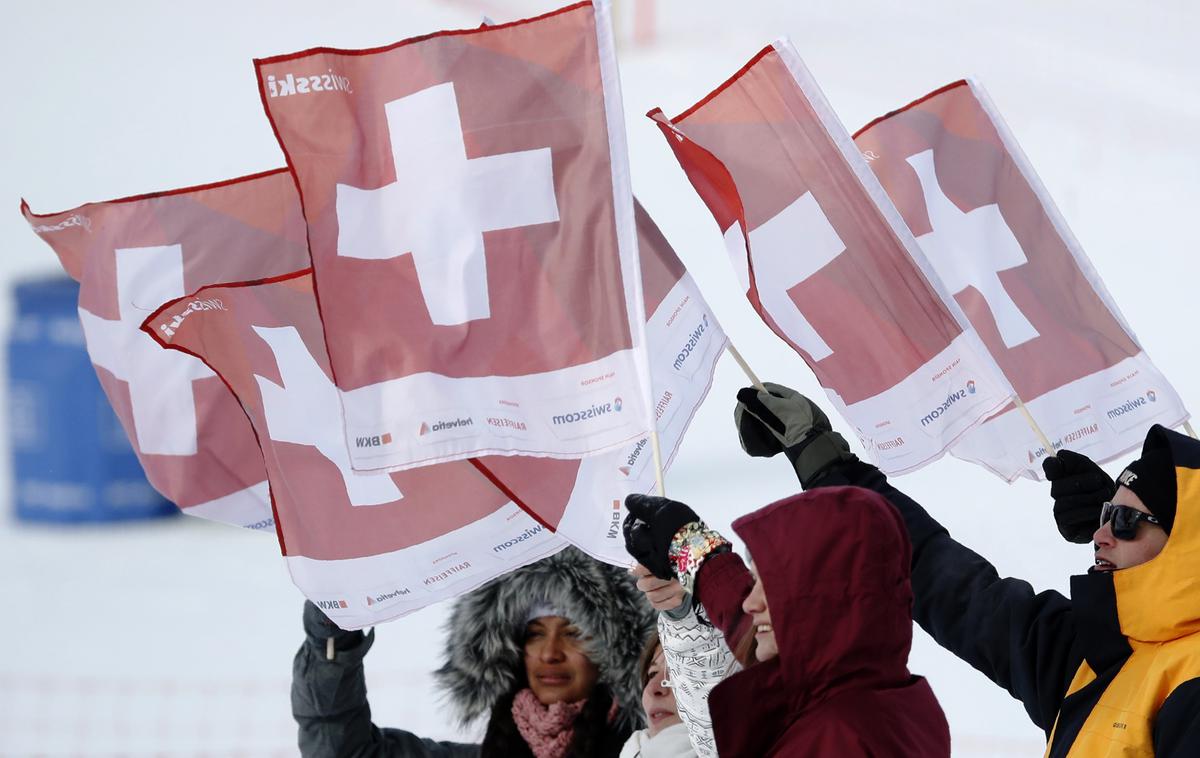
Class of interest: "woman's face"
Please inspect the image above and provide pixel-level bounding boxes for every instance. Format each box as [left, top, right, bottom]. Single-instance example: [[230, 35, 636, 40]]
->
[[742, 561, 777, 662], [523, 616, 600, 705], [641, 646, 682, 737]]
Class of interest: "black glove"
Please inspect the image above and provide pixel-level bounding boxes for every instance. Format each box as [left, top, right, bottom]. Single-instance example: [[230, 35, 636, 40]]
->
[[734, 382, 853, 487], [623, 494, 702, 581], [302, 600, 364, 652], [1043, 450, 1115, 544]]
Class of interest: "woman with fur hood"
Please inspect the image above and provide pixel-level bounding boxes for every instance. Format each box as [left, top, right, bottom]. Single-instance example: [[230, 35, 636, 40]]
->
[[292, 547, 655, 757]]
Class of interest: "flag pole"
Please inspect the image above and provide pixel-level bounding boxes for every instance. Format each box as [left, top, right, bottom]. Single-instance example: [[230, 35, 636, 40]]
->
[[1184, 420, 1197, 439], [649, 429, 667, 496], [1014, 397, 1056, 459], [727, 342, 767, 391]]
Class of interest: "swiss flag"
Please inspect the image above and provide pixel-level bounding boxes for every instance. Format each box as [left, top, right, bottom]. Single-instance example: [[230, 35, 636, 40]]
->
[[474, 199, 726, 564], [855, 80, 1188, 479], [256, 1, 652, 473], [144, 271, 564, 629], [21, 169, 311, 529], [652, 42, 1012, 475]]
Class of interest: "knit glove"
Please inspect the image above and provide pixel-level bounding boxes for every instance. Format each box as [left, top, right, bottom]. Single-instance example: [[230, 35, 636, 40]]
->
[[734, 382, 854, 487], [624, 494, 730, 592], [1043, 449, 1116, 544]]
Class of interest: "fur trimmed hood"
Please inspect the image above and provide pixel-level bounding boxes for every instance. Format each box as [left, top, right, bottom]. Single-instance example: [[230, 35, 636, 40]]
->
[[434, 547, 654, 730]]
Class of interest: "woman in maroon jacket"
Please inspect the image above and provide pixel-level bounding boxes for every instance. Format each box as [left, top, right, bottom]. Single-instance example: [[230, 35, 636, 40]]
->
[[625, 486, 951, 757]]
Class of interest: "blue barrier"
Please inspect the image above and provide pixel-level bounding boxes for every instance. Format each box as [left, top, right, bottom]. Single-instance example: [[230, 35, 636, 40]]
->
[[8, 275, 176, 523]]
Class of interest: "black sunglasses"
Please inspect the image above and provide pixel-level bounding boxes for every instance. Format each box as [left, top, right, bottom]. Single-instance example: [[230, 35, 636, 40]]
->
[[1099, 502, 1161, 540]]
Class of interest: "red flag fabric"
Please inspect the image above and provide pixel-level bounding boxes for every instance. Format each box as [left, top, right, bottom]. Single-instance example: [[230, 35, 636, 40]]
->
[[255, 0, 653, 473], [137, 201, 720, 623], [143, 271, 565, 629], [651, 41, 1012, 475], [475, 199, 726, 563], [855, 80, 1188, 479], [20, 169, 311, 529]]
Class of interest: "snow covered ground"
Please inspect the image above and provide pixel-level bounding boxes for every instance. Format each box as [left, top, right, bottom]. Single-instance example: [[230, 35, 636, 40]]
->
[[3, 0, 1197, 754]]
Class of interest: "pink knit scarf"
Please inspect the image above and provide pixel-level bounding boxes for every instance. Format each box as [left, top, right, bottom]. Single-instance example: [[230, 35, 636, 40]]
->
[[511, 688, 587, 758]]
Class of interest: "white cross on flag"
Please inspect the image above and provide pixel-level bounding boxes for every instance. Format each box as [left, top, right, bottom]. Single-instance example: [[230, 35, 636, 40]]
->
[[21, 169, 312, 529], [475, 199, 727, 564], [854, 80, 1188, 479], [255, 0, 652, 474], [143, 271, 567, 629], [651, 41, 1013, 475]]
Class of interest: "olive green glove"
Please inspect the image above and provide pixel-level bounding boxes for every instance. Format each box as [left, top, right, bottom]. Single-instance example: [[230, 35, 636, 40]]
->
[[734, 382, 854, 487]]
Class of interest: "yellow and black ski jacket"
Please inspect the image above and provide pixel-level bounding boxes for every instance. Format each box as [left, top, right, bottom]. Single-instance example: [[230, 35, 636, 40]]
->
[[820, 424, 1200, 756]]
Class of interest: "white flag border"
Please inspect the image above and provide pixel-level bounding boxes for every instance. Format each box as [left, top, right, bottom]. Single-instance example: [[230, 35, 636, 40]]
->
[[594, 0, 661, 491]]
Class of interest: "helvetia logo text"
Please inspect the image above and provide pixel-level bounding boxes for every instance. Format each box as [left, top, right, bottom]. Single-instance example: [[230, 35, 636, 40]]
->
[[365, 587, 410, 607], [419, 417, 474, 436], [920, 386, 969, 427], [266, 71, 352, 97], [30, 214, 91, 235], [621, 438, 648, 475], [158, 298, 225, 338], [553, 398, 623, 425], [355, 432, 393, 448], [673, 314, 710, 371], [315, 599, 348, 611]]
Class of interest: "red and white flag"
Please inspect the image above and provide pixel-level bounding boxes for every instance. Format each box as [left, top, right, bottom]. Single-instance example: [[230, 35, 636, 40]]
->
[[21, 169, 311, 529], [855, 80, 1188, 479], [256, 0, 653, 473], [143, 272, 565, 628], [651, 41, 1012, 474], [476, 199, 727, 563]]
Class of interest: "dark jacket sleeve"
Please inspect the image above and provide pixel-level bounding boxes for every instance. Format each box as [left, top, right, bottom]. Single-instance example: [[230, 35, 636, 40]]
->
[[1155, 678, 1200, 756], [292, 628, 480, 758], [693, 551, 756, 665], [816, 458, 1085, 733]]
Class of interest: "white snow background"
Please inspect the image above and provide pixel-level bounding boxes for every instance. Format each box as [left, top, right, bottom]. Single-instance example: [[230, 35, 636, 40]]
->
[[2, 1, 1197, 755]]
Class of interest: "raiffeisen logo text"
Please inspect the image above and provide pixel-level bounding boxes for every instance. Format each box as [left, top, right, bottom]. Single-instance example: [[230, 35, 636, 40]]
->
[[267, 70, 352, 98]]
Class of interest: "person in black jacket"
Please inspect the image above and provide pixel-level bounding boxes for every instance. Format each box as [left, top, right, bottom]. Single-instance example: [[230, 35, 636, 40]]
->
[[292, 547, 654, 757], [725, 382, 1200, 757]]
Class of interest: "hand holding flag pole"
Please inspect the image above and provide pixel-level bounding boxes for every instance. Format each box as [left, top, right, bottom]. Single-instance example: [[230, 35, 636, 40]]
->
[[1015, 398, 1056, 459]]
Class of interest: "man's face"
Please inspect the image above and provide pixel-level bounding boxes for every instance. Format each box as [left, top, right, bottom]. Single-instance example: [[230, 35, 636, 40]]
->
[[641, 646, 682, 737], [1092, 486, 1168, 572], [523, 616, 599, 705], [741, 561, 777, 662]]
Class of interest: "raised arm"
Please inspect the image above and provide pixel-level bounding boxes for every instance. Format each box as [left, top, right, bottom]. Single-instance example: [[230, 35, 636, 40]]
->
[[293, 601, 479, 757], [733, 384, 1086, 732]]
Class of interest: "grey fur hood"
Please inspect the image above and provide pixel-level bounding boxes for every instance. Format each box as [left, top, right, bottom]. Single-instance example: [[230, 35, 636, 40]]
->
[[433, 547, 654, 730]]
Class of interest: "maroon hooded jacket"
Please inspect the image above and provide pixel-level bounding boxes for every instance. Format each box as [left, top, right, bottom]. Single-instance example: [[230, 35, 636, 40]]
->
[[696, 486, 950, 757]]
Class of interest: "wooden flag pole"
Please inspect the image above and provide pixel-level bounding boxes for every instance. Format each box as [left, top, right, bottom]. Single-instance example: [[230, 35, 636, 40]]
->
[[727, 342, 767, 392], [1184, 420, 1197, 439], [1014, 397, 1056, 459], [650, 428, 666, 496]]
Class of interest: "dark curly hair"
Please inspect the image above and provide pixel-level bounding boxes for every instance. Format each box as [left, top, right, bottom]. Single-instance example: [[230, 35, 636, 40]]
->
[[480, 681, 629, 758]]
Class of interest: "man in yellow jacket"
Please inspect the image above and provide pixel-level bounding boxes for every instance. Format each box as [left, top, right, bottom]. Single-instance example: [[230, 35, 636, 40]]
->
[[733, 382, 1200, 757]]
